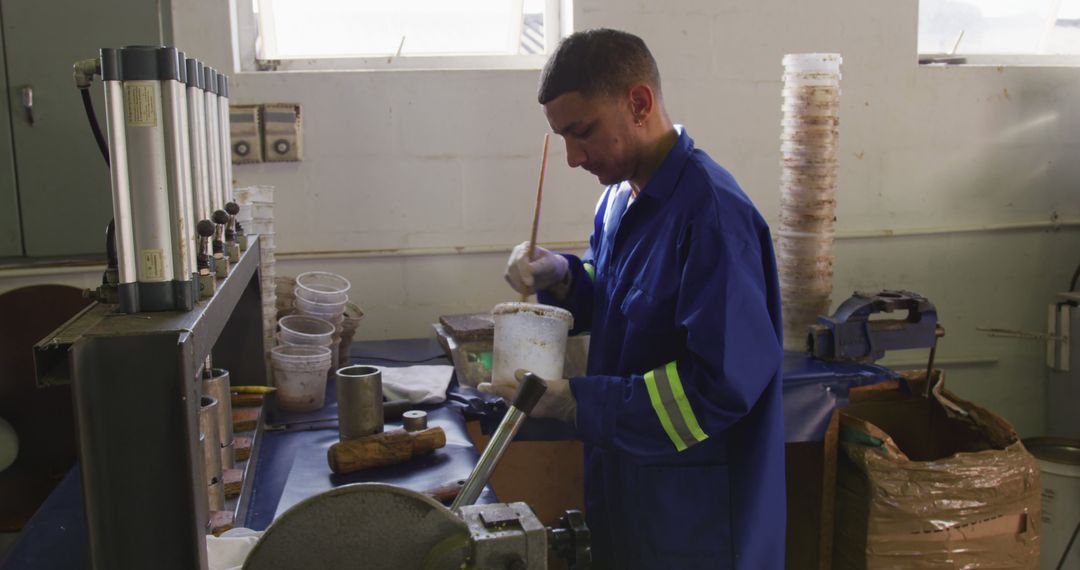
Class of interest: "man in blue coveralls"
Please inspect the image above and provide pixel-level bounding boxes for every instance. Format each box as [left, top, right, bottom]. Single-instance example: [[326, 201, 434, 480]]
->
[[479, 29, 785, 568]]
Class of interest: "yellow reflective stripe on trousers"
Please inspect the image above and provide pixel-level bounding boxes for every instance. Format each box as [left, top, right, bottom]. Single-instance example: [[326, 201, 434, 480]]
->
[[644, 361, 709, 451], [583, 262, 596, 281]]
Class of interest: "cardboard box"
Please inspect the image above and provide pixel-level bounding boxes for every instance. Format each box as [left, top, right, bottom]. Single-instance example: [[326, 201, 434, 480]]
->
[[833, 371, 1041, 569]]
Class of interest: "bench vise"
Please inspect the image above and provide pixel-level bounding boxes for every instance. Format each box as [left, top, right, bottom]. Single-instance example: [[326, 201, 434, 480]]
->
[[807, 290, 942, 362]]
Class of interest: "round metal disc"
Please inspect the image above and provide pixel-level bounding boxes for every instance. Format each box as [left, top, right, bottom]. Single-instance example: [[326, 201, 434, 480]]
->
[[244, 483, 469, 570]]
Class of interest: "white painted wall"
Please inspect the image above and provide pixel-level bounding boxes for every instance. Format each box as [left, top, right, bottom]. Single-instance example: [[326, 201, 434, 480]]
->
[[3, 0, 1077, 435]]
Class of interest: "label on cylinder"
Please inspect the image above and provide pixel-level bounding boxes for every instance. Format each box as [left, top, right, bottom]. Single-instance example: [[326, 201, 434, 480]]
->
[[124, 82, 158, 127], [141, 249, 165, 280]]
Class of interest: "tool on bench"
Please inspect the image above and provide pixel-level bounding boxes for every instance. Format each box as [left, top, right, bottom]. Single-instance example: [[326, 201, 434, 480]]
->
[[327, 426, 446, 475], [808, 290, 945, 395], [224, 201, 241, 263], [244, 371, 591, 569], [452, 370, 546, 510], [196, 219, 216, 299], [211, 209, 229, 277], [808, 290, 943, 362]]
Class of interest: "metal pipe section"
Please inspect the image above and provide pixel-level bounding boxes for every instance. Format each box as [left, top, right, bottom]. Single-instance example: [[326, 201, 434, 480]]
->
[[160, 49, 195, 310], [203, 369, 235, 469], [216, 73, 232, 208], [185, 59, 211, 224], [203, 68, 222, 214], [452, 372, 547, 510], [199, 396, 225, 512]]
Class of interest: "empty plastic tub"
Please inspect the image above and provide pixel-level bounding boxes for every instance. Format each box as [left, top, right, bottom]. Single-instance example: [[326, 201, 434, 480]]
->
[[279, 315, 335, 345], [294, 294, 347, 316], [271, 345, 332, 412], [296, 271, 351, 299], [294, 283, 347, 305], [293, 300, 344, 321]]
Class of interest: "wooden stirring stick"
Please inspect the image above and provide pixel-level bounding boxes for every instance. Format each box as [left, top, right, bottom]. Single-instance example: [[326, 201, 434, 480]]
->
[[522, 133, 552, 302]]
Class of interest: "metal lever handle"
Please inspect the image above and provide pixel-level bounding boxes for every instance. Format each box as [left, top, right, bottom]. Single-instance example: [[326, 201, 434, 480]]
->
[[21, 86, 34, 125], [451, 372, 547, 510]]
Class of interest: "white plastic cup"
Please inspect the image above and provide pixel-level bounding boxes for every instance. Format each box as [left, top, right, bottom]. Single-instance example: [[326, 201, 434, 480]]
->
[[248, 221, 273, 234], [492, 302, 574, 386], [279, 314, 335, 344], [296, 271, 351, 297], [293, 294, 347, 316], [294, 300, 344, 321], [276, 331, 338, 367], [252, 203, 274, 219], [782, 52, 843, 74], [233, 185, 275, 204], [257, 232, 276, 249], [294, 284, 347, 305], [271, 345, 332, 412]]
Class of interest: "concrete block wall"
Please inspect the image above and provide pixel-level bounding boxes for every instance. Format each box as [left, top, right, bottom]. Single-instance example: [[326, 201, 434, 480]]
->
[[3, 0, 1078, 435]]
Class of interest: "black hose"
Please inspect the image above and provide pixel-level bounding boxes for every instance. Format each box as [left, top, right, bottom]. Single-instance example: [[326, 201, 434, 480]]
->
[[79, 88, 109, 166], [1070, 261, 1080, 292]]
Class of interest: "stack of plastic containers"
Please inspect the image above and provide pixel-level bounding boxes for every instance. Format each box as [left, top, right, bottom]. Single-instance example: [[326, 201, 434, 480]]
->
[[270, 345, 332, 412], [291, 271, 351, 366], [233, 185, 277, 350], [778, 53, 841, 351]]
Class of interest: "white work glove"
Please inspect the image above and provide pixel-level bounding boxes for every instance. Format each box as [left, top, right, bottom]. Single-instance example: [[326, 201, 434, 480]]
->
[[504, 242, 569, 295], [478, 375, 577, 424]]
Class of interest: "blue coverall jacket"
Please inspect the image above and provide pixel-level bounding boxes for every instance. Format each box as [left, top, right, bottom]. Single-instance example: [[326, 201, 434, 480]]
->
[[538, 128, 785, 569]]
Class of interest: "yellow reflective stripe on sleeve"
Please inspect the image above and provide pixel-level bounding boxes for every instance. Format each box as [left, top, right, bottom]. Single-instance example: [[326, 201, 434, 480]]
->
[[644, 361, 708, 452], [583, 262, 596, 281], [665, 361, 709, 443]]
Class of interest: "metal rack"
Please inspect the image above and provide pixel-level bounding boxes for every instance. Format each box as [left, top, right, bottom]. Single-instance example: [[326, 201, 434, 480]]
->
[[32, 237, 266, 570]]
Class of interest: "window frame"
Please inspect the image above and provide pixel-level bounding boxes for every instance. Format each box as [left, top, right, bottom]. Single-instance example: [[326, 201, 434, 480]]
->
[[233, 0, 571, 72], [917, 0, 1080, 67]]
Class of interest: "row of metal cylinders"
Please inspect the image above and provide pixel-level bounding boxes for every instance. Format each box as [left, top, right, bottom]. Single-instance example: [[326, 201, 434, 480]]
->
[[96, 45, 238, 313]]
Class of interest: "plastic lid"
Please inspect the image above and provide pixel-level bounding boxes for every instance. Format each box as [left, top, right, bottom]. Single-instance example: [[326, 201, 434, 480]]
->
[[492, 302, 573, 324]]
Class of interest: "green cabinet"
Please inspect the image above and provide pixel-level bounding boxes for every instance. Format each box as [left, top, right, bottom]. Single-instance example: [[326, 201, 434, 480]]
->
[[0, 0, 171, 257]]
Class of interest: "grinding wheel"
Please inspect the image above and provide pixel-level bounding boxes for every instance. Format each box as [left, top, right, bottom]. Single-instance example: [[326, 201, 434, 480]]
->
[[243, 483, 470, 570]]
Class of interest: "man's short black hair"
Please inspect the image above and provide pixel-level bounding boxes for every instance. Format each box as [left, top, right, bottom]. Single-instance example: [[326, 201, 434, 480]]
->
[[538, 28, 661, 105]]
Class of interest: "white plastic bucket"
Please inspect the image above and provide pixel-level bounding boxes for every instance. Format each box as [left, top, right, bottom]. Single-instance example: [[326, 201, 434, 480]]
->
[[271, 345, 332, 412], [492, 302, 573, 385], [1024, 437, 1080, 570]]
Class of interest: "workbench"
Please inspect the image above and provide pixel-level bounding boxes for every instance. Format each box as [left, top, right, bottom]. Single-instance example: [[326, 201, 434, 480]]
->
[[1, 336, 896, 569], [0, 338, 493, 569]]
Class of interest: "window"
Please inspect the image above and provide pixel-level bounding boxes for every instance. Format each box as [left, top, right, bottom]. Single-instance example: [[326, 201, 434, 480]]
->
[[240, 0, 570, 71], [919, 0, 1080, 63]]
